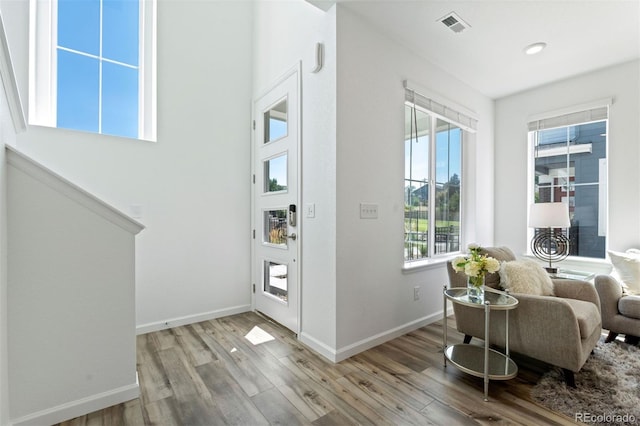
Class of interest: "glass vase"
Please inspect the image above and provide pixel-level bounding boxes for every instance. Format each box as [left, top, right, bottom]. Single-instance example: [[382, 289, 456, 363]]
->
[[467, 275, 485, 303]]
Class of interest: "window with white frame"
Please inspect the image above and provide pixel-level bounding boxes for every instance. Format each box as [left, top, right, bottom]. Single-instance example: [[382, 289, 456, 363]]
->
[[529, 103, 609, 259], [404, 86, 475, 263], [29, 0, 156, 141]]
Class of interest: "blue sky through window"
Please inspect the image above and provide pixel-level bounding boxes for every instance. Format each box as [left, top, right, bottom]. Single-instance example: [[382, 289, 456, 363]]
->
[[268, 118, 287, 141], [57, 49, 99, 132], [57, 0, 140, 138], [436, 127, 461, 184], [58, 0, 99, 55]]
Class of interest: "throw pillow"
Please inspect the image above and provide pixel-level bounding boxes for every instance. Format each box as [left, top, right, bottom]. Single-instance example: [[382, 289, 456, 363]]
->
[[499, 259, 555, 296], [608, 250, 640, 295]]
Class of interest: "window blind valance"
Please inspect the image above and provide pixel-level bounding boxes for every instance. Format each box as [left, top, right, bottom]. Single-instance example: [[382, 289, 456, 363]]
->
[[403, 81, 478, 133], [527, 99, 611, 132]]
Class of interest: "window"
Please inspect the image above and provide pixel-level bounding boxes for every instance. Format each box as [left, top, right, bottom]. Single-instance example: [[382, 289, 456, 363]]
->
[[529, 104, 609, 259], [404, 90, 469, 263], [29, 0, 156, 141]]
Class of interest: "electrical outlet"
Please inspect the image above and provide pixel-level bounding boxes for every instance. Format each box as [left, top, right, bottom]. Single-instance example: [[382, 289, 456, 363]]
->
[[413, 286, 421, 301]]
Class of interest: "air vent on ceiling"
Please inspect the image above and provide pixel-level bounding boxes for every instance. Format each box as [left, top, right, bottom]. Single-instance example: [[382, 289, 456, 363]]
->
[[438, 12, 470, 33]]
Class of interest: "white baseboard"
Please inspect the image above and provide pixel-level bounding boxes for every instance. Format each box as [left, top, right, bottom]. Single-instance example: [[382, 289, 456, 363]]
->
[[300, 308, 452, 363], [298, 332, 338, 362], [136, 304, 453, 364], [136, 304, 252, 334], [10, 381, 139, 426]]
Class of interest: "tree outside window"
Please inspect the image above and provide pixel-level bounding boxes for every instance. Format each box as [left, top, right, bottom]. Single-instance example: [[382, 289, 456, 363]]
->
[[405, 105, 462, 262]]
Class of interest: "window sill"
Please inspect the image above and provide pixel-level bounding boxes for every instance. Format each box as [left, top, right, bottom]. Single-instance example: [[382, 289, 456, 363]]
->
[[402, 253, 459, 274], [27, 123, 158, 143], [521, 253, 612, 275]]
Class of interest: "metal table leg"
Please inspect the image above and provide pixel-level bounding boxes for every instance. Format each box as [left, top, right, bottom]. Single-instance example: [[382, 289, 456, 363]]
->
[[443, 285, 447, 368], [484, 300, 490, 402]]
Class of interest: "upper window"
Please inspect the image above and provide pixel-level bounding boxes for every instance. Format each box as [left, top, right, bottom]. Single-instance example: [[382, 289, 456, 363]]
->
[[404, 101, 463, 263], [529, 105, 608, 259], [29, 0, 156, 141]]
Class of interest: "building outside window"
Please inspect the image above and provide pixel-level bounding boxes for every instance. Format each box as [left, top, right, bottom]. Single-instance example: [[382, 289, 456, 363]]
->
[[404, 101, 463, 263], [29, 0, 156, 141], [529, 107, 608, 259]]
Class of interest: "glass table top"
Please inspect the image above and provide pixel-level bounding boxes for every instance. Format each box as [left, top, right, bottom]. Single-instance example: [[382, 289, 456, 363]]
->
[[444, 287, 518, 310]]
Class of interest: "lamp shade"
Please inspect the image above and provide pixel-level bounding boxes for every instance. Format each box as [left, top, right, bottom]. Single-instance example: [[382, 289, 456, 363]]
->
[[528, 202, 570, 228]]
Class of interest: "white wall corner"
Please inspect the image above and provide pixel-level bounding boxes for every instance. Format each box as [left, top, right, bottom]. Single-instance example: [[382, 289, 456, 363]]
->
[[298, 332, 339, 363], [300, 309, 452, 364], [304, 0, 335, 12]]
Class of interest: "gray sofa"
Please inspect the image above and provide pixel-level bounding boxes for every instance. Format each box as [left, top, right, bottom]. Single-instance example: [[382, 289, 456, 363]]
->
[[594, 275, 640, 344], [446, 247, 602, 386]]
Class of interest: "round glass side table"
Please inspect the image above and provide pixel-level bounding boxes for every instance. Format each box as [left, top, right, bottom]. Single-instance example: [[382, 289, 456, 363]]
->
[[443, 286, 519, 401]]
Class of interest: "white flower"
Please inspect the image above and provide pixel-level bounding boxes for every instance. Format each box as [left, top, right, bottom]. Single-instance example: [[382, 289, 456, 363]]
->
[[465, 261, 481, 277], [485, 257, 500, 273], [451, 257, 467, 273], [452, 244, 501, 279]]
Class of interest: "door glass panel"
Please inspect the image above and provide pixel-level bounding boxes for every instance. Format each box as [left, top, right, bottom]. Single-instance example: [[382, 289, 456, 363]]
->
[[264, 98, 288, 143], [264, 261, 288, 302], [264, 154, 288, 193], [264, 210, 287, 246]]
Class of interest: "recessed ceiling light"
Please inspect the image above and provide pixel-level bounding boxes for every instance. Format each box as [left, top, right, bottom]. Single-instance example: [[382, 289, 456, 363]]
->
[[524, 42, 547, 55]]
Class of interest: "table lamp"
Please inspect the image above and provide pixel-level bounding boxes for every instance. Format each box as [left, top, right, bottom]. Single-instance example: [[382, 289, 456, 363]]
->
[[528, 202, 571, 273]]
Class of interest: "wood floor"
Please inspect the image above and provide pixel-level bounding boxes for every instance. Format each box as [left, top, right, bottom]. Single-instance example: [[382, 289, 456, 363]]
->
[[58, 312, 579, 426]]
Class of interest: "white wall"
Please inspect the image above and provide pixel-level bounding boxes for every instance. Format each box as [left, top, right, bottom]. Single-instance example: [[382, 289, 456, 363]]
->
[[2, 0, 254, 332], [7, 148, 142, 425], [495, 60, 640, 268], [0, 5, 23, 424], [253, 2, 495, 361], [333, 6, 495, 356], [253, 1, 339, 355], [0, 71, 16, 426]]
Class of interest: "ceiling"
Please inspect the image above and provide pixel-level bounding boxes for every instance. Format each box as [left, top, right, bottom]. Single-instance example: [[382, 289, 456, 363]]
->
[[313, 0, 640, 99]]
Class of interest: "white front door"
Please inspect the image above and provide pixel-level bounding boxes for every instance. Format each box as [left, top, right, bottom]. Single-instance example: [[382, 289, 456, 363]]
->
[[252, 67, 300, 333]]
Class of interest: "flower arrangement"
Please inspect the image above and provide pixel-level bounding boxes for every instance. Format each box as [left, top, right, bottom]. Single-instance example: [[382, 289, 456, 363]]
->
[[451, 244, 501, 288]]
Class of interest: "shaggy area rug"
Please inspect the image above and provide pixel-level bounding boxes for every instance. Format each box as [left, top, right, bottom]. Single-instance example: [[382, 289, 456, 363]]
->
[[531, 339, 640, 425]]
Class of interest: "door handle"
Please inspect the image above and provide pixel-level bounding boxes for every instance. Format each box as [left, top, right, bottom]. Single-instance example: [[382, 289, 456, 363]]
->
[[287, 233, 297, 241]]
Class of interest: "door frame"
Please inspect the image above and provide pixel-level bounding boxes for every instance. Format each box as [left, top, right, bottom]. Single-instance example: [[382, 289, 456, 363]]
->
[[250, 63, 302, 335]]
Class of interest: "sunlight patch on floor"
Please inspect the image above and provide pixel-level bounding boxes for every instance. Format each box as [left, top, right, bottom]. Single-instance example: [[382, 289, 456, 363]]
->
[[245, 325, 275, 345]]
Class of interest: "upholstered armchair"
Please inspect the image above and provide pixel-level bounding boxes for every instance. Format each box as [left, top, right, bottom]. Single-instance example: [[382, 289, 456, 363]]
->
[[447, 247, 602, 386], [594, 275, 640, 344]]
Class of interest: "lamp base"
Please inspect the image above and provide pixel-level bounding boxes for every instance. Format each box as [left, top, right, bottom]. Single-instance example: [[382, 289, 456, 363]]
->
[[545, 267, 558, 274]]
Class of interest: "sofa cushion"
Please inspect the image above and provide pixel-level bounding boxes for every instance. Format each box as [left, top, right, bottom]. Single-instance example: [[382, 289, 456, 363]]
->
[[618, 295, 640, 320], [499, 259, 554, 296], [608, 250, 640, 295], [564, 298, 602, 338], [480, 246, 516, 289]]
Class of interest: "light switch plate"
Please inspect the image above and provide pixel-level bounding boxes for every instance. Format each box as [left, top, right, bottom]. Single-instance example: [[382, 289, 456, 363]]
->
[[305, 203, 316, 218], [360, 203, 378, 219]]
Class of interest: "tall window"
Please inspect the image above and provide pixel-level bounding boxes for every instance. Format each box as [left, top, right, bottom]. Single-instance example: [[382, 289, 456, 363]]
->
[[529, 105, 608, 259], [404, 101, 463, 262], [29, 0, 156, 140]]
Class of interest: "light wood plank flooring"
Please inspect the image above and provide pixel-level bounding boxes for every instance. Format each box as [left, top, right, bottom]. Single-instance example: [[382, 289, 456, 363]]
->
[[58, 312, 579, 425]]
